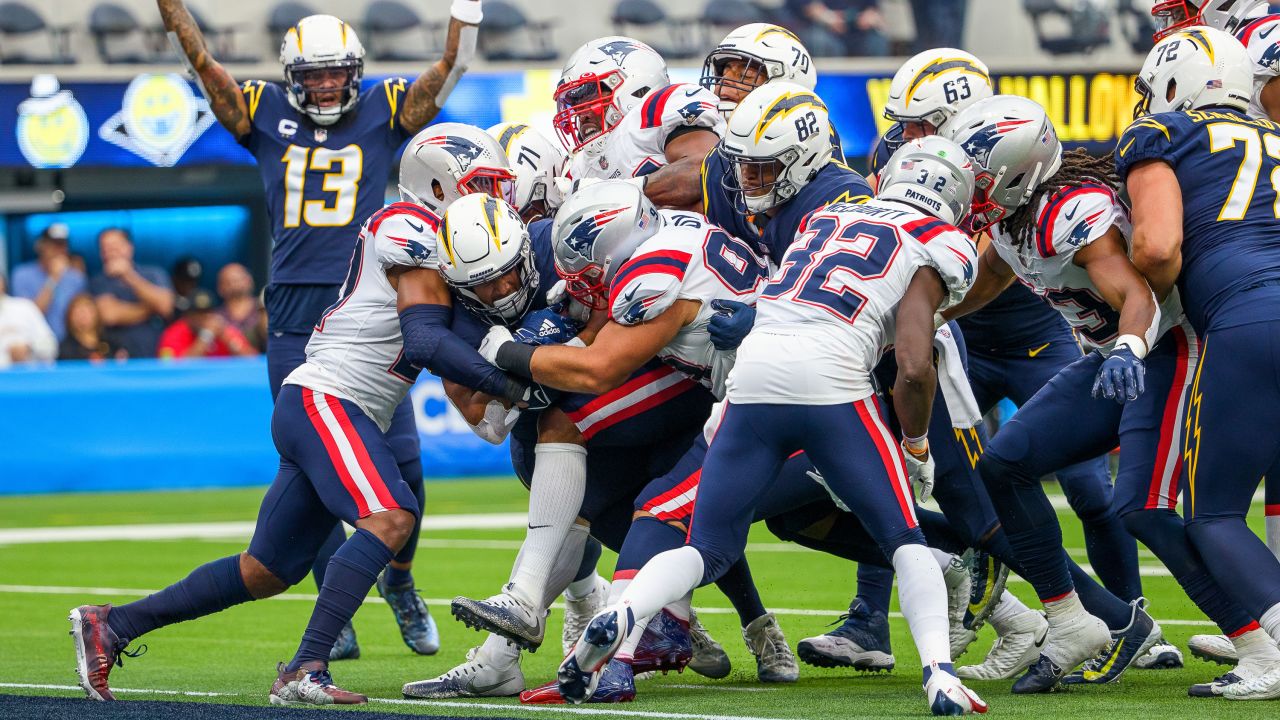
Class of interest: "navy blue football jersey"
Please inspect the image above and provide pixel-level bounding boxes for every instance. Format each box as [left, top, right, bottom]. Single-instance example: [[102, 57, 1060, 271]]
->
[[1116, 108, 1280, 331], [239, 79, 412, 286], [450, 218, 558, 346]]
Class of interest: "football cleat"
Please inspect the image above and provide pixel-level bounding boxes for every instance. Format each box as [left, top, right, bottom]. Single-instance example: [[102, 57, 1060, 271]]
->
[[943, 555, 975, 658], [958, 603, 1046, 680], [270, 661, 367, 705], [377, 574, 440, 655], [1189, 671, 1248, 698], [1188, 633, 1238, 666], [401, 646, 524, 699], [743, 612, 799, 683], [452, 587, 546, 651], [1134, 639, 1183, 670], [69, 604, 140, 702], [964, 550, 1008, 633], [562, 576, 609, 656], [557, 607, 633, 703], [797, 598, 895, 672], [1012, 605, 1109, 694], [329, 621, 360, 661], [688, 610, 732, 679], [925, 667, 989, 716], [1223, 661, 1280, 700], [521, 659, 635, 704], [1061, 598, 1161, 685], [631, 609, 693, 675]]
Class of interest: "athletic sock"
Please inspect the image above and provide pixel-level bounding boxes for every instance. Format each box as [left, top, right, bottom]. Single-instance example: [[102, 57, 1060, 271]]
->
[[310, 523, 345, 589], [509, 443, 587, 608], [1232, 626, 1280, 662], [394, 458, 425, 566], [541, 524, 590, 609], [567, 536, 604, 594], [1261, 603, 1280, 646], [714, 558, 768, 627], [383, 564, 413, 588], [109, 554, 252, 642], [289, 528, 394, 669], [1267, 481, 1280, 562], [857, 563, 896, 616], [619, 546, 705, 623], [478, 631, 522, 668], [892, 543, 951, 667], [988, 590, 1034, 631]]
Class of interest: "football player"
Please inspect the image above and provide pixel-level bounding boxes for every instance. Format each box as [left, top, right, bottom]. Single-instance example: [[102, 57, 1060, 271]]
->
[[941, 93, 1270, 694], [153, 0, 484, 657], [552, 138, 989, 715], [1121, 26, 1280, 699], [489, 123, 569, 223], [67, 124, 534, 705]]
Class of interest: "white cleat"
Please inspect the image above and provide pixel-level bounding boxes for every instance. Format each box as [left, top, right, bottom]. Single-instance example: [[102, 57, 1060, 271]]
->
[[402, 646, 524, 699], [1134, 640, 1184, 669], [925, 667, 989, 715], [743, 612, 799, 683], [451, 588, 547, 651], [1012, 605, 1109, 694], [943, 557, 975, 659], [1223, 661, 1280, 701], [1188, 633, 1238, 666], [958, 606, 1047, 680], [563, 576, 609, 657]]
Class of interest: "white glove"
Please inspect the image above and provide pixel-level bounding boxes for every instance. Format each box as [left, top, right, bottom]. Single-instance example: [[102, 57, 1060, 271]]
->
[[479, 324, 514, 365], [450, 0, 483, 24], [470, 399, 520, 445], [547, 279, 592, 325], [805, 469, 852, 512], [901, 441, 935, 503]]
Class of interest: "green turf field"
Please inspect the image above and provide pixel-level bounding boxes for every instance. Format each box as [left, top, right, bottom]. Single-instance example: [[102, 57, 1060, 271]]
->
[[0, 479, 1274, 719]]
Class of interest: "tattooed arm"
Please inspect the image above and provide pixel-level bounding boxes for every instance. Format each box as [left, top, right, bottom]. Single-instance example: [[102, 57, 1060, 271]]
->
[[157, 0, 250, 139], [400, 0, 483, 134]]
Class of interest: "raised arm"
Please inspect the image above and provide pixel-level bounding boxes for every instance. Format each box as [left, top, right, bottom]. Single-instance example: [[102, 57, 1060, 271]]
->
[[399, 0, 482, 135], [157, 0, 250, 139]]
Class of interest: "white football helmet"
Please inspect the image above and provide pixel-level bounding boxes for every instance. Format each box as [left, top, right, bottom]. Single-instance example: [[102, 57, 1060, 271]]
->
[[720, 81, 833, 214], [942, 95, 1062, 232], [883, 48, 993, 133], [877, 136, 976, 226], [1151, 0, 1269, 41], [553, 37, 669, 155], [701, 23, 816, 115], [399, 123, 518, 216], [552, 180, 661, 310], [1135, 26, 1252, 116], [279, 15, 364, 126], [438, 193, 539, 325], [487, 122, 569, 223]]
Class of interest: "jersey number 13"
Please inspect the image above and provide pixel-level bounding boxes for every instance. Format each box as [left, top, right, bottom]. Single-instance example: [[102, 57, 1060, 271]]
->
[[281, 144, 363, 228]]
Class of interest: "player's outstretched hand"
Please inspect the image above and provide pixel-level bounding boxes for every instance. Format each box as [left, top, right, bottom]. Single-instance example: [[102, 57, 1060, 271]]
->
[[479, 324, 515, 365], [514, 308, 580, 346], [901, 441, 935, 503], [1092, 347, 1145, 404], [708, 300, 756, 351]]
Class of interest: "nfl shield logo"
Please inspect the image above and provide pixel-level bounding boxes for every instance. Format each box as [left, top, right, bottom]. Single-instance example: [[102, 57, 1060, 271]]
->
[[314, 128, 328, 143]]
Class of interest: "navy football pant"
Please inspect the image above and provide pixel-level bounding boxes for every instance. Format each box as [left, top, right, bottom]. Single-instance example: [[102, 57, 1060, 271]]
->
[[981, 326, 1255, 633], [967, 334, 1141, 602], [1183, 322, 1280, 620], [688, 399, 924, 585]]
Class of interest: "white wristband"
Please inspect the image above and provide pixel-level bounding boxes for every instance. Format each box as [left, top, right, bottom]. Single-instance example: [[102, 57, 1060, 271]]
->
[[451, 0, 483, 24], [1113, 333, 1148, 359]]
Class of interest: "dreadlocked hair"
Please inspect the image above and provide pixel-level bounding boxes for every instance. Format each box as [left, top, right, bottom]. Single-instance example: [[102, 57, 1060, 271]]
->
[[1002, 148, 1122, 251]]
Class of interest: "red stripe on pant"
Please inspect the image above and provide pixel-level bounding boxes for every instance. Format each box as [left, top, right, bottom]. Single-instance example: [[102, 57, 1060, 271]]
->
[[579, 376, 695, 441], [643, 470, 701, 514], [321, 392, 399, 512], [565, 366, 674, 424], [303, 388, 371, 517], [854, 398, 917, 529], [1146, 327, 1189, 510]]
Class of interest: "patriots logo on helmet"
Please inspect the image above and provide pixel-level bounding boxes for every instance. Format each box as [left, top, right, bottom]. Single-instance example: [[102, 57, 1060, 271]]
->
[[388, 235, 433, 261], [422, 135, 485, 172], [597, 40, 643, 65], [677, 101, 716, 124], [960, 119, 1034, 168], [563, 207, 628, 256]]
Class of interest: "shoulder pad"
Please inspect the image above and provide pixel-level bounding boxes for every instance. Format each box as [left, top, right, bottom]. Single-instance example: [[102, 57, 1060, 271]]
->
[[1238, 16, 1280, 68], [607, 245, 694, 325], [638, 84, 723, 134], [1034, 184, 1119, 259], [370, 202, 441, 268], [1115, 114, 1178, 177], [918, 228, 979, 309]]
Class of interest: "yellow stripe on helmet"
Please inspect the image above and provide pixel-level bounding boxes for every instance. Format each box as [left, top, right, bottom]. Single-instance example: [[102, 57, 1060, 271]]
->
[[482, 195, 502, 251], [755, 92, 827, 143], [904, 58, 989, 102]]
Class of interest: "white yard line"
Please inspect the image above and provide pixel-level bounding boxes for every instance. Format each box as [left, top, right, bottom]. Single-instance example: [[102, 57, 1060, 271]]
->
[[0, 583, 1217, 626], [0, 682, 233, 697]]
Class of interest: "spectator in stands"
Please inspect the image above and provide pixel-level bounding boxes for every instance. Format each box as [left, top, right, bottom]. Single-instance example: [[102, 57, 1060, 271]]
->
[[172, 256, 203, 299], [215, 263, 266, 352], [0, 274, 57, 368], [59, 293, 126, 362], [158, 289, 256, 359], [910, 0, 967, 52], [785, 0, 890, 56], [90, 228, 175, 359], [10, 223, 86, 341]]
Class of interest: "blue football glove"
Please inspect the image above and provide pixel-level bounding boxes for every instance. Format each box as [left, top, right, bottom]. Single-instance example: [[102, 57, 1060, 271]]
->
[[1092, 346, 1146, 404], [513, 307, 580, 347], [708, 300, 756, 351]]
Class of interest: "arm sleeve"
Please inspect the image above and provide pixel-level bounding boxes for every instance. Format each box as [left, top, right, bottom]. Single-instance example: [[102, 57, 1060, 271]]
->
[[1114, 115, 1177, 178], [400, 303, 512, 397]]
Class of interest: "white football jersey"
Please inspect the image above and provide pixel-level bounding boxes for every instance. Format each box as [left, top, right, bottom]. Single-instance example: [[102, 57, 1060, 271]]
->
[[608, 209, 769, 399], [728, 199, 976, 405], [569, 83, 723, 180], [1237, 15, 1280, 120], [988, 183, 1180, 352], [285, 202, 441, 430]]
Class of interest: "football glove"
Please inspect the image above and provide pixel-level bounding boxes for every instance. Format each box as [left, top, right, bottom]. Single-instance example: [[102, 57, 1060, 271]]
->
[[901, 441, 935, 503], [478, 324, 514, 365], [514, 307, 580, 346], [546, 279, 593, 325], [1092, 346, 1145, 404], [708, 299, 756, 351]]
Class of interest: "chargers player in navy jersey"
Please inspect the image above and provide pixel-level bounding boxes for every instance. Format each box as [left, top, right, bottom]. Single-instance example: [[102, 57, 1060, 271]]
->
[[1121, 26, 1280, 699], [154, 0, 487, 657]]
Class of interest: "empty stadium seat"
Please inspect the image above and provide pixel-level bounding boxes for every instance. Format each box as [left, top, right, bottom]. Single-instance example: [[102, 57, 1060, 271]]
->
[[612, 0, 699, 60], [186, 5, 258, 64], [480, 0, 557, 62], [0, 1, 74, 64], [699, 0, 769, 48], [1022, 0, 1111, 55], [266, 0, 315, 49], [89, 2, 160, 64], [363, 0, 440, 62]]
